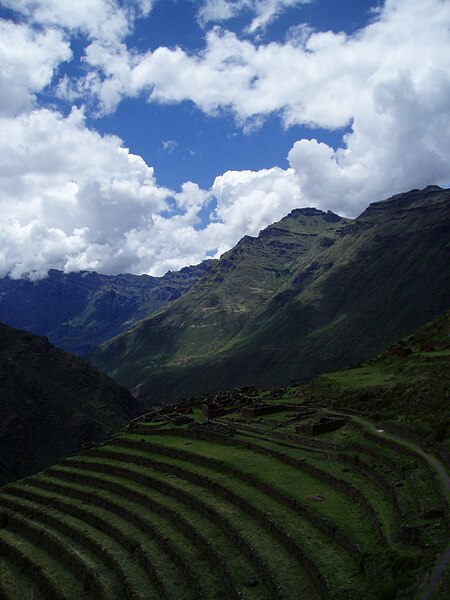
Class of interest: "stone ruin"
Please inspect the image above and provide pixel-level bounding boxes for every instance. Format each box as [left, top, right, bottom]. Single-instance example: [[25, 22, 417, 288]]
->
[[389, 347, 412, 358], [295, 416, 351, 436]]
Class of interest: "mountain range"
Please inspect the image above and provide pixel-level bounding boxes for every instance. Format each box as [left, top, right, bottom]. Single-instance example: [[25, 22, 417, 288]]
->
[[0, 261, 213, 356], [89, 185, 450, 403]]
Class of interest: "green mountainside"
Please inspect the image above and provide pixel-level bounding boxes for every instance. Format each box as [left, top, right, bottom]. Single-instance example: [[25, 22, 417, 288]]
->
[[0, 323, 141, 485], [0, 372, 447, 599], [311, 308, 450, 453], [90, 185, 450, 403], [0, 296, 448, 599], [0, 261, 213, 356]]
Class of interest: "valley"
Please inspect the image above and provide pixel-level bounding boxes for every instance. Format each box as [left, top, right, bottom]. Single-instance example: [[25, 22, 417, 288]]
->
[[0, 185, 448, 599], [0, 262, 213, 356]]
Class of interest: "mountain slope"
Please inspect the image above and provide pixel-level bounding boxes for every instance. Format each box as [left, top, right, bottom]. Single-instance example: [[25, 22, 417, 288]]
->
[[0, 261, 213, 355], [89, 208, 350, 394], [0, 323, 141, 484], [90, 186, 450, 403], [311, 308, 450, 450]]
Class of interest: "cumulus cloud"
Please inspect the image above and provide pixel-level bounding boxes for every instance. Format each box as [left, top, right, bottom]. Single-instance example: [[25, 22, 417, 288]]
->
[[77, 0, 450, 211], [1, 0, 450, 279], [1, 0, 153, 45], [0, 107, 304, 278], [0, 19, 71, 116], [0, 107, 169, 277], [79, 0, 450, 131]]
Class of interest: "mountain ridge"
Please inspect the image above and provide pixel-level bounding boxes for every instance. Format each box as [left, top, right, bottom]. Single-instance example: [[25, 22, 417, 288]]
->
[[0, 260, 214, 355], [89, 185, 450, 403]]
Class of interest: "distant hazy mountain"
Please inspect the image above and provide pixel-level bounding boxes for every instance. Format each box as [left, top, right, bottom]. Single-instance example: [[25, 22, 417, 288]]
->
[[0, 261, 214, 355], [89, 185, 450, 403], [0, 322, 141, 485]]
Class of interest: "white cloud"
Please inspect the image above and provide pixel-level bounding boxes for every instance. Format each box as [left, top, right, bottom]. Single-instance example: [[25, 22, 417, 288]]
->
[[81, 0, 450, 132], [0, 19, 71, 116], [198, 0, 312, 33], [0, 105, 307, 278], [0, 107, 170, 277], [288, 66, 450, 215], [1, 0, 153, 45], [1, 0, 450, 280], [77, 0, 450, 214]]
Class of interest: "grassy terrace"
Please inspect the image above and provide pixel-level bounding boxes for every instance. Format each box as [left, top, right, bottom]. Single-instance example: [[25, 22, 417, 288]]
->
[[0, 387, 448, 599]]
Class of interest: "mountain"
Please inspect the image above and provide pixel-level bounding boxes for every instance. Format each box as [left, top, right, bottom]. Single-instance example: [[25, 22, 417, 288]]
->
[[1, 326, 448, 600], [311, 308, 450, 451], [0, 322, 141, 485], [89, 185, 450, 403], [0, 261, 214, 356]]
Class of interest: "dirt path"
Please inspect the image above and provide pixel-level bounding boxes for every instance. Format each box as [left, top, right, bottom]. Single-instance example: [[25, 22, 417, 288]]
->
[[326, 409, 450, 599]]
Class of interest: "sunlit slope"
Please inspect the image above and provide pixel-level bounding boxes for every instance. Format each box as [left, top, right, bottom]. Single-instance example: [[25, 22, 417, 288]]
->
[[90, 208, 350, 396], [90, 186, 450, 402]]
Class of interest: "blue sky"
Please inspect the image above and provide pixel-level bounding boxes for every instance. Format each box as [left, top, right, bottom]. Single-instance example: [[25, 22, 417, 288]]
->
[[0, 0, 449, 278], [88, 0, 377, 191]]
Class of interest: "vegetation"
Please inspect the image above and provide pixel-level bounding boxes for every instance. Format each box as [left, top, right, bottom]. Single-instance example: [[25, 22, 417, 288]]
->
[[310, 309, 450, 452], [89, 186, 450, 403], [0, 322, 141, 485], [0, 298, 448, 598], [0, 380, 448, 599], [0, 261, 213, 355]]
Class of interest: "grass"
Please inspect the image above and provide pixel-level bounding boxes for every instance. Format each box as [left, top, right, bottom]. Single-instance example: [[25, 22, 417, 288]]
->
[[40, 466, 268, 600], [91, 442, 366, 596], [0, 395, 448, 600]]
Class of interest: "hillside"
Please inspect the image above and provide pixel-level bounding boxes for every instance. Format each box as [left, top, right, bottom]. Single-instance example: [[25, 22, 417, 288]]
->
[[310, 308, 450, 454], [0, 323, 141, 485], [90, 185, 450, 403], [0, 384, 447, 599], [0, 261, 213, 356]]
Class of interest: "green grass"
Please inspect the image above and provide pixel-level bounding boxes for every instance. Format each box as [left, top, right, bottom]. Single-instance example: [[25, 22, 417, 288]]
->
[[92, 442, 367, 596], [61, 455, 322, 600], [0, 397, 448, 600], [39, 466, 271, 600]]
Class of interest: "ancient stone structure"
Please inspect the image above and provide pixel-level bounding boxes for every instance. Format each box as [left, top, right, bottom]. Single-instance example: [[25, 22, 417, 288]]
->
[[295, 417, 350, 436]]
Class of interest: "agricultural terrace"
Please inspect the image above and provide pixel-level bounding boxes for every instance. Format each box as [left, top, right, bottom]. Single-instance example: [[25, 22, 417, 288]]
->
[[0, 386, 448, 599]]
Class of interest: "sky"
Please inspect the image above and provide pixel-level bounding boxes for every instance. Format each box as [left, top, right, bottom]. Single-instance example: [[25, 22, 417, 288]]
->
[[1, 0, 449, 279]]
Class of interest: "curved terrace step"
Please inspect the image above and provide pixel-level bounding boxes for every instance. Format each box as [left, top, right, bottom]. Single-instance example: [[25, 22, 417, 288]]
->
[[49, 459, 318, 599], [0, 504, 106, 599], [0, 490, 138, 600], [34, 468, 260, 599], [94, 440, 368, 582]]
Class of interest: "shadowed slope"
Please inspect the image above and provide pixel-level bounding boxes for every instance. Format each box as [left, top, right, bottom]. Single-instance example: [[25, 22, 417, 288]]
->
[[0, 323, 141, 485], [0, 261, 214, 356]]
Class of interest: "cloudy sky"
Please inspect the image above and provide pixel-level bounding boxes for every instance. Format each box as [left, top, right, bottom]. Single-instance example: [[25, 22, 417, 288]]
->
[[1, 0, 449, 279]]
